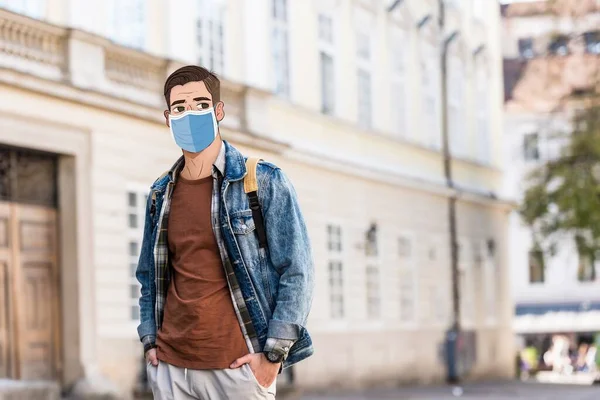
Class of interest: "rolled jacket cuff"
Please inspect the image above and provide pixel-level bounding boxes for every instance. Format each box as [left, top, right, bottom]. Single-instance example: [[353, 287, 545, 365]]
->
[[137, 320, 156, 341], [266, 319, 301, 341]]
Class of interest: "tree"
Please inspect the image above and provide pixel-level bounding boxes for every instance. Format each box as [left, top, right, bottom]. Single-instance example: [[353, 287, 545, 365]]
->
[[520, 93, 600, 280]]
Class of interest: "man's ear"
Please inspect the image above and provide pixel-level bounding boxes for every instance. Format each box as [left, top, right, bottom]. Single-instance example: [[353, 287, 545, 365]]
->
[[164, 110, 171, 128], [215, 101, 225, 122]]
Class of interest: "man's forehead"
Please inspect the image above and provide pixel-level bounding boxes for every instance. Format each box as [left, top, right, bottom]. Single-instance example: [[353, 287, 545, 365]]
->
[[171, 81, 211, 97]]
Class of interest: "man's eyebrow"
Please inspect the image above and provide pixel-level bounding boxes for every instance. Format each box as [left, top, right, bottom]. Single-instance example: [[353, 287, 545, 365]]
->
[[193, 97, 211, 102], [170, 99, 186, 106]]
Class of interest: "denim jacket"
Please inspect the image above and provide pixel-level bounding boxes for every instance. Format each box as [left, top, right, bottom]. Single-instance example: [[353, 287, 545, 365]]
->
[[135, 141, 315, 369]]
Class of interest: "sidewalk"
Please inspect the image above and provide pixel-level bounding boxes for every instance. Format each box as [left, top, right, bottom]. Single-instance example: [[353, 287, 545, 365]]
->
[[532, 371, 600, 385], [296, 381, 600, 400]]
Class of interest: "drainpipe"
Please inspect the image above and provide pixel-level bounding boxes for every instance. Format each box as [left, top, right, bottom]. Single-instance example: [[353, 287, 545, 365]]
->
[[439, 0, 462, 384]]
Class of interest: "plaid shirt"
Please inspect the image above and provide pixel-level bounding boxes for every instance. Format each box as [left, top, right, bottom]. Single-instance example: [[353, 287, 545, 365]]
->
[[144, 143, 293, 360]]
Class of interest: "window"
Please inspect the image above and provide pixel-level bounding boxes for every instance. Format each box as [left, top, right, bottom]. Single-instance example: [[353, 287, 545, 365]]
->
[[584, 31, 600, 54], [390, 27, 407, 137], [327, 224, 344, 319], [365, 224, 380, 318], [0, 0, 46, 19], [318, 14, 333, 44], [444, 0, 461, 8], [357, 69, 372, 129], [108, 0, 146, 50], [398, 235, 416, 323], [365, 224, 378, 257], [319, 14, 336, 115], [578, 253, 597, 282], [528, 248, 545, 284], [197, 0, 225, 74], [398, 236, 412, 258], [355, 7, 373, 131], [327, 224, 342, 251], [475, 61, 490, 163], [548, 35, 569, 56], [356, 31, 371, 60], [448, 58, 466, 157], [481, 241, 496, 324], [273, 0, 290, 97], [518, 38, 535, 59], [329, 261, 344, 318], [320, 53, 335, 114], [128, 190, 148, 321], [420, 41, 440, 148], [523, 133, 540, 161], [366, 265, 380, 318], [459, 242, 475, 327]]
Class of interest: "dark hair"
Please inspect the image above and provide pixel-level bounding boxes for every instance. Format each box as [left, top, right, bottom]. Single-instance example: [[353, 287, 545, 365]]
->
[[163, 65, 220, 109]]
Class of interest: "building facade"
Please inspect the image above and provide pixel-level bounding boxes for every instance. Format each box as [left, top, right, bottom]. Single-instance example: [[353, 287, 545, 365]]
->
[[0, 0, 512, 398], [502, 0, 600, 347]]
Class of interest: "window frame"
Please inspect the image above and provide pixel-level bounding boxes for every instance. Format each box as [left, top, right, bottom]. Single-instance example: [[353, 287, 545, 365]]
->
[[355, 7, 374, 131], [475, 56, 491, 164], [365, 225, 381, 320], [448, 56, 466, 157], [523, 132, 540, 162], [481, 240, 497, 326], [127, 186, 149, 323], [272, 0, 291, 97], [398, 232, 418, 327], [318, 12, 336, 115], [528, 248, 545, 284], [390, 26, 408, 138], [419, 38, 440, 149], [196, 0, 226, 74], [108, 0, 146, 50], [326, 223, 345, 319], [458, 238, 476, 329], [0, 0, 46, 19]]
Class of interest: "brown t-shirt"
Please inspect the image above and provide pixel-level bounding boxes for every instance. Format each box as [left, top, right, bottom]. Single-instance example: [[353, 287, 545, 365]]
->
[[156, 175, 248, 369]]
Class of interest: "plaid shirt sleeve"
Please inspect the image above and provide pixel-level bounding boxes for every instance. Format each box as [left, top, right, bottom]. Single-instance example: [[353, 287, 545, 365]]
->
[[142, 334, 157, 355], [263, 337, 295, 360]]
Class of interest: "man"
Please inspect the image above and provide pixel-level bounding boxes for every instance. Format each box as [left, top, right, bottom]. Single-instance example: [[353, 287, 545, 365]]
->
[[135, 65, 315, 399]]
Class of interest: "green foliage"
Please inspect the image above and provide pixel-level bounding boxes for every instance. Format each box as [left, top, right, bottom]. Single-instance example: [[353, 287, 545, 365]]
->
[[520, 99, 600, 272]]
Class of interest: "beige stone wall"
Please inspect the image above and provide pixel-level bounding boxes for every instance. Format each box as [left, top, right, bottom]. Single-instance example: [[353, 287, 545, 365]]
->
[[0, 7, 512, 397], [0, 68, 513, 399]]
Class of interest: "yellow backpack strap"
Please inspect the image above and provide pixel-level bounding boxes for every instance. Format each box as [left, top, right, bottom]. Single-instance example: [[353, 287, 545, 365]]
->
[[244, 157, 262, 194], [244, 157, 268, 249]]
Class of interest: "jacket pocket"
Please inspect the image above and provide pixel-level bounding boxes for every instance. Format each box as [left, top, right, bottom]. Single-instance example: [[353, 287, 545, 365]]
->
[[230, 210, 255, 235]]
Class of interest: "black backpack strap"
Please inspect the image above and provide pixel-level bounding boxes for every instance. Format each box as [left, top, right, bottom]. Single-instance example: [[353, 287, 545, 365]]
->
[[244, 157, 268, 249]]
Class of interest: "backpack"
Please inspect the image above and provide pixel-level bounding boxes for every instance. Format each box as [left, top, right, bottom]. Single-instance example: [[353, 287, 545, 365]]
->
[[244, 157, 268, 250], [150, 157, 268, 250]]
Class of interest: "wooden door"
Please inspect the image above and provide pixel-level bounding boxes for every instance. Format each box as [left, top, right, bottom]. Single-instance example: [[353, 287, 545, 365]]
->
[[16, 204, 59, 380], [0, 202, 60, 380]]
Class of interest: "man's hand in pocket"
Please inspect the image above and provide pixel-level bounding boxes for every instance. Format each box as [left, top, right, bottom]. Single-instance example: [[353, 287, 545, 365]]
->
[[145, 348, 158, 366]]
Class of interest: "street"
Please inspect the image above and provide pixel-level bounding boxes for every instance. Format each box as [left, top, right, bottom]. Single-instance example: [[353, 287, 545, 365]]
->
[[300, 381, 600, 400]]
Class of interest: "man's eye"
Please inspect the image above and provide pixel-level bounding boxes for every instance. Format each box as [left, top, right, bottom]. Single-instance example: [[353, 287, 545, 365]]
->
[[197, 103, 210, 110], [174, 106, 185, 113]]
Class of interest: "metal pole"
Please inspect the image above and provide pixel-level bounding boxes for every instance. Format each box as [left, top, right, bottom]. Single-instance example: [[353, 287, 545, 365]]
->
[[439, 0, 461, 384]]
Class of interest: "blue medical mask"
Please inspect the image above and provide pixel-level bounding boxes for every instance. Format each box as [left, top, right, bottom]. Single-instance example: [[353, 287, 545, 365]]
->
[[168, 108, 218, 153]]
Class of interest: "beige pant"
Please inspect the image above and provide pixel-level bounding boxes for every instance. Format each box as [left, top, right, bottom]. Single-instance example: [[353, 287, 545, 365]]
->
[[146, 360, 277, 400]]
